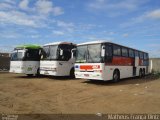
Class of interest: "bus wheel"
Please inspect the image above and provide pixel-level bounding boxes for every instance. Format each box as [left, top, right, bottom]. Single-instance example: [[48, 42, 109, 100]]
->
[[139, 69, 143, 78], [36, 68, 40, 77], [27, 74, 33, 77], [113, 70, 120, 82], [142, 69, 145, 77], [70, 68, 75, 78]]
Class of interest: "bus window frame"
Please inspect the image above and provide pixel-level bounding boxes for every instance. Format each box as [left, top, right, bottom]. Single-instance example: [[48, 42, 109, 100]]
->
[[129, 49, 135, 58], [121, 47, 129, 57], [113, 44, 121, 56]]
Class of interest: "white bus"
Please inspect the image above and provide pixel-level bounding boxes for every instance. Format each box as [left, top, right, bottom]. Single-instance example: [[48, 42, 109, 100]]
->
[[40, 42, 76, 77], [75, 41, 149, 82], [10, 45, 42, 76]]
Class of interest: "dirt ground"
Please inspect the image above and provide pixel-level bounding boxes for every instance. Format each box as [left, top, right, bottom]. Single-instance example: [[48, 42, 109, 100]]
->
[[0, 72, 160, 114]]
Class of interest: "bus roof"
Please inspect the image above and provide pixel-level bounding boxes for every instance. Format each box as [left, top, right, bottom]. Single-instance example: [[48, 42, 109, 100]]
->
[[77, 40, 148, 54], [16, 44, 41, 50], [77, 40, 110, 45], [43, 41, 76, 46]]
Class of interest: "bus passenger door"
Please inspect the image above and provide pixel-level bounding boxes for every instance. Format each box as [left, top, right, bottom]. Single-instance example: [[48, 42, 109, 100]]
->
[[58, 47, 74, 76], [133, 56, 139, 76]]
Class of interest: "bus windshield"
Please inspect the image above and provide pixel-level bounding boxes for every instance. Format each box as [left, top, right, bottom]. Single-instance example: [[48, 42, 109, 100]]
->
[[11, 49, 40, 61], [25, 49, 40, 61], [42, 45, 58, 60], [76, 44, 101, 63], [11, 50, 25, 61]]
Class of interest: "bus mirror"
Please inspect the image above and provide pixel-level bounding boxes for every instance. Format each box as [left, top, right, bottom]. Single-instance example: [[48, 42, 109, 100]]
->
[[41, 55, 44, 59], [22, 51, 25, 57], [60, 49, 63, 56], [39, 50, 42, 55], [71, 48, 76, 58], [101, 46, 105, 57]]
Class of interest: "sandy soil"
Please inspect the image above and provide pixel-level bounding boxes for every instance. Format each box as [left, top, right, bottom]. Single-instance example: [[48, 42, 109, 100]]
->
[[0, 72, 160, 114]]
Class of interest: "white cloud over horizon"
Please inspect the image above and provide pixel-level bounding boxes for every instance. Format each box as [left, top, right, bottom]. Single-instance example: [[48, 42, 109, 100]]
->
[[0, 0, 159, 57], [19, 0, 29, 10], [0, 0, 64, 28], [120, 9, 160, 28], [88, 0, 149, 17], [35, 0, 64, 16]]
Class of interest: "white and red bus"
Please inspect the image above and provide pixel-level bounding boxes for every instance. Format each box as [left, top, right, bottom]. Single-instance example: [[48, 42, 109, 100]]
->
[[74, 41, 149, 82]]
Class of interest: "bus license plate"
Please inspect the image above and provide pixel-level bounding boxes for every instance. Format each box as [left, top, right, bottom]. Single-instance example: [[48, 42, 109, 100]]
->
[[84, 74, 89, 77]]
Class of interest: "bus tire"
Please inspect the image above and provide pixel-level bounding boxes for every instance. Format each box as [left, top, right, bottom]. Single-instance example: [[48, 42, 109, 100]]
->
[[142, 68, 145, 77], [113, 70, 120, 82], [70, 67, 75, 78], [139, 69, 143, 78], [27, 74, 33, 77], [36, 68, 40, 77]]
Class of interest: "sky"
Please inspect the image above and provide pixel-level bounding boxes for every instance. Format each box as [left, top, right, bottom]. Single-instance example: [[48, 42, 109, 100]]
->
[[0, 0, 160, 57]]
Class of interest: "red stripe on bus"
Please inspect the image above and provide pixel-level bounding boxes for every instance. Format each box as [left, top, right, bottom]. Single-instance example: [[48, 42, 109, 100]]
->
[[105, 57, 134, 66], [80, 65, 100, 70], [105, 57, 145, 66]]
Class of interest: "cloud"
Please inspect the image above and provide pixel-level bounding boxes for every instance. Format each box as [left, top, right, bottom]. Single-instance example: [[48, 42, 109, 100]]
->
[[19, 0, 29, 10], [0, 46, 14, 53], [144, 34, 160, 37], [52, 30, 64, 36], [3, 0, 16, 5], [0, 30, 22, 39], [146, 9, 160, 19], [30, 35, 40, 38], [89, 0, 136, 10], [149, 49, 160, 58], [147, 44, 160, 47], [120, 9, 160, 28], [122, 33, 129, 37], [0, 11, 41, 27], [57, 21, 75, 32], [0, 2, 14, 10], [52, 7, 64, 16], [108, 31, 115, 35], [0, 0, 65, 28], [18, 0, 64, 16], [88, 0, 148, 17], [35, 0, 64, 16]]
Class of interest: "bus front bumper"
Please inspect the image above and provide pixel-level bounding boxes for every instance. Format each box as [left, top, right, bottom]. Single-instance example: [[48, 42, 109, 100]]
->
[[75, 71, 105, 80], [40, 69, 58, 76]]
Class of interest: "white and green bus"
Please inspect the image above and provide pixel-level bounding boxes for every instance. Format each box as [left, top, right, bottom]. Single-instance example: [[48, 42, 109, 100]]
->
[[10, 45, 42, 76]]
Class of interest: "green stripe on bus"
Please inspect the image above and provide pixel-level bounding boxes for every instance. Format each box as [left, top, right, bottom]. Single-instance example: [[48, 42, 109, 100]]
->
[[16, 44, 41, 49]]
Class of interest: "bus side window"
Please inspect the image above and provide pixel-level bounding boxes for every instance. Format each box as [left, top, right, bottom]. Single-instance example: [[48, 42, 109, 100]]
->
[[135, 51, 139, 58], [129, 49, 134, 58], [122, 47, 128, 57], [139, 52, 143, 59], [105, 44, 112, 63], [113, 45, 121, 56]]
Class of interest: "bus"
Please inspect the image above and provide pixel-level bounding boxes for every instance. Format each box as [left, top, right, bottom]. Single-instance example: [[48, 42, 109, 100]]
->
[[40, 42, 76, 77], [10, 45, 42, 76], [74, 41, 149, 82]]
